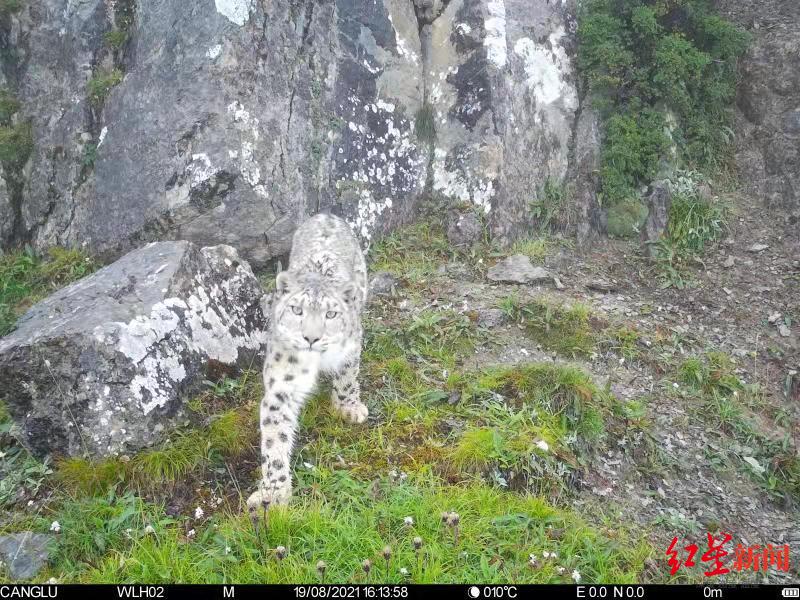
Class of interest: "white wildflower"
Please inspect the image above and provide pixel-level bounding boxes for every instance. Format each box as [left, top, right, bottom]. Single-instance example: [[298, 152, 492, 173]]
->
[[187, 529, 196, 538], [144, 525, 155, 535], [49, 521, 61, 533], [47, 578, 58, 585], [571, 569, 581, 583], [557, 566, 566, 575], [535, 440, 549, 452], [404, 516, 414, 526], [225, 546, 232, 555], [399, 567, 409, 577], [194, 506, 204, 519]]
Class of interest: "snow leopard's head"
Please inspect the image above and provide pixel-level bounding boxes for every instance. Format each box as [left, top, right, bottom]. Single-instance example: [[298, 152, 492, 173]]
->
[[271, 270, 359, 351]]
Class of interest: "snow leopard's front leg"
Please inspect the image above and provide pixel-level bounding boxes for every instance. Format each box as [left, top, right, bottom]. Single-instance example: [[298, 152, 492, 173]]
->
[[331, 336, 367, 424], [247, 349, 318, 513]]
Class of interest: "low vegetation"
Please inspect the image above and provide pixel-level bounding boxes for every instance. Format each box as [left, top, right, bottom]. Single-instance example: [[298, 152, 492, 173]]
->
[[578, 0, 749, 213], [0, 247, 97, 335], [87, 69, 124, 107]]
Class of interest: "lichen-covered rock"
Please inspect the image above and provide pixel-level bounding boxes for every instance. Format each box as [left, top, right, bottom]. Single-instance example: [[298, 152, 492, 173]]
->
[[446, 210, 483, 247], [0, 0, 598, 264], [0, 242, 267, 459]]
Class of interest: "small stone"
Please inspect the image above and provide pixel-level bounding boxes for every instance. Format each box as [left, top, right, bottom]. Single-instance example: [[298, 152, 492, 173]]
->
[[446, 211, 483, 247], [747, 243, 769, 253], [0, 533, 53, 580], [475, 308, 506, 328], [487, 254, 553, 284], [369, 271, 398, 298], [767, 312, 782, 324], [778, 324, 791, 338], [722, 256, 735, 268], [586, 279, 617, 293], [553, 276, 565, 290]]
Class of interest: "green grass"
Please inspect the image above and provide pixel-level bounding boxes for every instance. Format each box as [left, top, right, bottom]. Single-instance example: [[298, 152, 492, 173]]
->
[[87, 69, 123, 106], [506, 297, 596, 359], [369, 222, 452, 283], [414, 103, 436, 144], [25, 472, 652, 583], [0, 247, 97, 335], [528, 179, 572, 232], [673, 353, 800, 503], [510, 238, 550, 263]]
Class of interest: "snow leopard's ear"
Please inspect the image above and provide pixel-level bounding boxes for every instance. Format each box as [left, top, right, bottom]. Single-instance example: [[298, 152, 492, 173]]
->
[[275, 271, 295, 296], [340, 281, 358, 306]]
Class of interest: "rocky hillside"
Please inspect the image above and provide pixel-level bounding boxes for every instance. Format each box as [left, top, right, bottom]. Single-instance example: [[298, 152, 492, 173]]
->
[[0, 0, 602, 266]]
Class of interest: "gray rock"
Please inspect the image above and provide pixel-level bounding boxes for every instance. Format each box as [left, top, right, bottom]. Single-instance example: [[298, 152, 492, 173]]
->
[[778, 324, 791, 338], [0, 242, 267, 459], [487, 254, 552, 284], [747, 243, 769, 253], [722, 255, 736, 268], [0, 532, 53, 580], [641, 181, 672, 254], [0, 0, 602, 264], [475, 308, 507, 328], [446, 211, 483, 247], [714, 0, 800, 212], [369, 271, 399, 297]]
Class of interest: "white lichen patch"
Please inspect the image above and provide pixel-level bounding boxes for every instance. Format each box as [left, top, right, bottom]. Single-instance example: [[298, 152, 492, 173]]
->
[[227, 101, 268, 198], [114, 253, 266, 416], [432, 148, 495, 214], [187, 153, 217, 187], [337, 96, 426, 241], [206, 44, 223, 59], [484, 0, 508, 68], [214, 0, 253, 26], [387, 13, 420, 66], [98, 126, 108, 147], [513, 29, 577, 110]]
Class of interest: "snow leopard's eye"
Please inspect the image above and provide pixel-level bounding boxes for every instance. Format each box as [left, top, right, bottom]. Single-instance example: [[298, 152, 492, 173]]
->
[[291, 306, 303, 316], [325, 310, 338, 319]]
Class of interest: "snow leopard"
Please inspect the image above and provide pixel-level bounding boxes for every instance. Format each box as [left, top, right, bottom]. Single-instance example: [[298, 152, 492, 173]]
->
[[247, 213, 368, 514]]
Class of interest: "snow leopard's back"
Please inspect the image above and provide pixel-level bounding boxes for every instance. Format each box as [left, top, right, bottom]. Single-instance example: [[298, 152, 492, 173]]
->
[[287, 213, 367, 307]]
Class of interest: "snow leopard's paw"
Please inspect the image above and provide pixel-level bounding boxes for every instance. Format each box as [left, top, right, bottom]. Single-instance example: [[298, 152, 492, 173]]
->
[[246, 481, 292, 516], [334, 399, 369, 424]]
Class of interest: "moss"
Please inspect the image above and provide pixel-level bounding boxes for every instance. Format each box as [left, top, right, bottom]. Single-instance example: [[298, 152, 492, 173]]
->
[[605, 199, 648, 239], [104, 30, 128, 49], [0, 89, 20, 125], [511, 298, 596, 358], [0, 121, 33, 170], [87, 69, 123, 107]]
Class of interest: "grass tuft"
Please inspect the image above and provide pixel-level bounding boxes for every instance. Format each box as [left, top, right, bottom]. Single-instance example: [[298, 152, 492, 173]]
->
[[0, 247, 97, 335]]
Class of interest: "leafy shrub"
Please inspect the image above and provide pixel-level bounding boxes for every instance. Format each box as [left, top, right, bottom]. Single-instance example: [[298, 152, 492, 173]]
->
[[578, 0, 750, 205]]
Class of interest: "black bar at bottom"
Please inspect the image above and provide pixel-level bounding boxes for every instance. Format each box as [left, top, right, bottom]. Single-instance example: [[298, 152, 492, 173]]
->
[[0, 584, 797, 600]]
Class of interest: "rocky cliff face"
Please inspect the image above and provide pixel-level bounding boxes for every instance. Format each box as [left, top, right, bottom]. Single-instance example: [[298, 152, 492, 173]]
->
[[0, 0, 598, 266], [714, 0, 800, 217]]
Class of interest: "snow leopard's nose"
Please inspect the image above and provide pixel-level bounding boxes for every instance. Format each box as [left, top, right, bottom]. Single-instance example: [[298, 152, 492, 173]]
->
[[304, 334, 320, 347]]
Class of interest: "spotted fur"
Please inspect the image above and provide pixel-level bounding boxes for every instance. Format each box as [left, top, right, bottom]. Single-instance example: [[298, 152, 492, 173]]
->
[[247, 214, 368, 513]]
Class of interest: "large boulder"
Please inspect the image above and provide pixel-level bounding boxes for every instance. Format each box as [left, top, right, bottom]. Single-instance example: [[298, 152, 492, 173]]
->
[[0, 242, 267, 459], [0, 0, 598, 265]]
